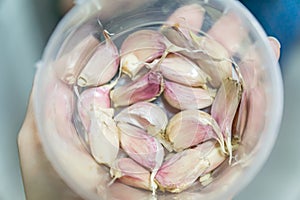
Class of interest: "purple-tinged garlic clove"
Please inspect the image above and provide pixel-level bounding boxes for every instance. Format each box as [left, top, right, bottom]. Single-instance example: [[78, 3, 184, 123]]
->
[[160, 53, 210, 87], [208, 12, 248, 55], [117, 122, 164, 171], [154, 148, 209, 193], [164, 4, 205, 38], [163, 80, 215, 110], [111, 71, 164, 107], [110, 157, 153, 191], [77, 85, 111, 131], [120, 30, 167, 78], [211, 78, 243, 163], [88, 108, 119, 166], [78, 30, 119, 87], [53, 35, 99, 85], [166, 110, 225, 152]]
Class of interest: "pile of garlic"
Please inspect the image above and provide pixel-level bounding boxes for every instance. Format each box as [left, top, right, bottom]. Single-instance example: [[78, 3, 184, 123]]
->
[[54, 4, 246, 195]]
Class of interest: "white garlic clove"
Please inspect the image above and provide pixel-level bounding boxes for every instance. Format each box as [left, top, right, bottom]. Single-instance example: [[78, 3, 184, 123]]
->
[[88, 108, 119, 166], [120, 30, 167, 78], [211, 78, 242, 162], [160, 53, 210, 87], [110, 157, 153, 191], [118, 122, 164, 171], [114, 102, 168, 137], [77, 85, 111, 131], [166, 109, 225, 152], [155, 148, 209, 193], [163, 80, 215, 110], [111, 71, 164, 107], [78, 30, 119, 87], [53, 35, 99, 85]]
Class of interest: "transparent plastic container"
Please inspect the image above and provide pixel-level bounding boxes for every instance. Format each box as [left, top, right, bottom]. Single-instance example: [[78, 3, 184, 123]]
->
[[33, 0, 283, 199]]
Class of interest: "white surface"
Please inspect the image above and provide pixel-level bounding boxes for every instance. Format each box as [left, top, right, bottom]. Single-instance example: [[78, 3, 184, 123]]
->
[[1, 1, 300, 200]]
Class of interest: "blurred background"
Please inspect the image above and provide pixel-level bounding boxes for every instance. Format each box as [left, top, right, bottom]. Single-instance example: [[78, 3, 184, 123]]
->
[[0, 0, 299, 199]]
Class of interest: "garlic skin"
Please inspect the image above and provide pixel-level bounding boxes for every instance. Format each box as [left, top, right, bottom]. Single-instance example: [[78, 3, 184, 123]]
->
[[77, 85, 111, 131], [77, 30, 119, 87], [114, 102, 168, 137], [110, 157, 153, 191], [155, 148, 210, 193], [111, 71, 164, 107], [118, 122, 164, 171], [163, 80, 215, 110], [53, 35, 99, 85], [166, 110, 225, 152], [160, 53, 210, 87], [211, 78, 242, 162], [88, 108, 119, 166], [120, 30, 167, 78]]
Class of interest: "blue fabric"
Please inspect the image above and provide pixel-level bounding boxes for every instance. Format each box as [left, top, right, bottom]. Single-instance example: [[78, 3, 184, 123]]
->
[[240, 0, 300, 60]]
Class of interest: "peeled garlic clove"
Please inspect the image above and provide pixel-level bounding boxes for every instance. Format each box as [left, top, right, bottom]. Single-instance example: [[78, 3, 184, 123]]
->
[[163, 80, 215, 110], [211, 78, 242, 162], [89, 108, 119, 166], [114, 102, 168, 137], [160, 53, 210, 87], [118, 122, 164, 171], [53, 35, 99, 84], [120, 30, 167, 78], [165, 4, 205, 37], [195, 140, 227, 173], [78, 30, 119, 87], [77, 85, 111, 130], [191, 34, 232, 88], [166, 110, 225, 152], [111, 71, 164, 107], [110, 157, 153, 191], [155, 148, 209, 193]]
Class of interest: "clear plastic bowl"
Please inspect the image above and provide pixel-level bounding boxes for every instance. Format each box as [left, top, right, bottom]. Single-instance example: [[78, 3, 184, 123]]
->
[[33, 0, 283, 199]]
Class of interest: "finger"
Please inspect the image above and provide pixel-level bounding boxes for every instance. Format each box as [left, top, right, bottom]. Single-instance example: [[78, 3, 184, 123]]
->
[[268, 37, 281, 60]]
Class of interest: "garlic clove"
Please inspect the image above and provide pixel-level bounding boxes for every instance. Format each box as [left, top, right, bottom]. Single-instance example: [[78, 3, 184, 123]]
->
[[190, 34, 232, 88], [78, 30, 119, 87], [211, 78, 242, 162], [155, 148, 209, 193], [208, 12, 248, 55], [114, 102, 168, 137], [110, 157, 153, 191], [88, 107, 119, 166], [118, 122, 164, 171], [232, 91, 248, 141], [165, 4, 205, 38], [194, 140, 227, 173], [53, 35, 99, 85], [77, 85, 111, 131], [163, 80, 215, 110], [111, 71, 164, 107], [160, 53, 210, 87], [120, 30, 167, 78], [166, 109, 225, 152]]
